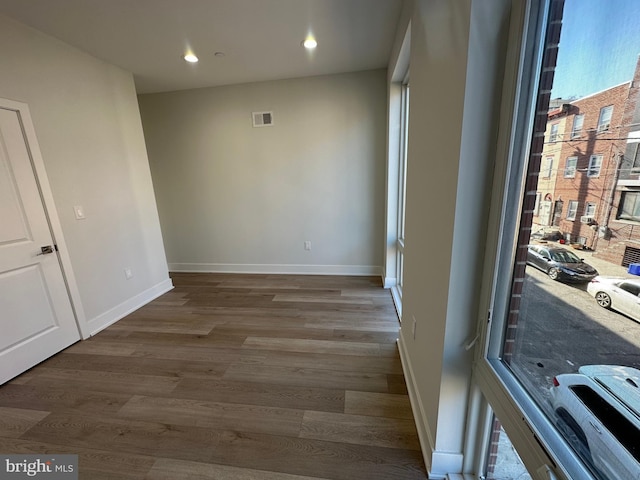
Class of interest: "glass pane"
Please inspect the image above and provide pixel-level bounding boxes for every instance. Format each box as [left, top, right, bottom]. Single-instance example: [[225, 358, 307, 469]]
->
[[493, 1, 640, 479], [485, 415, 531, 480]]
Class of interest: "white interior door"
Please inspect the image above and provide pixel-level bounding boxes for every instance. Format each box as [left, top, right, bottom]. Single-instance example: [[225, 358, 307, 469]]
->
[[0, 104, 80, 385]]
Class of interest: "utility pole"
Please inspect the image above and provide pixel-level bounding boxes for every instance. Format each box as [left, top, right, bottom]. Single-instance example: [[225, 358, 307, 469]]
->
[[594, 151, 623, 251]]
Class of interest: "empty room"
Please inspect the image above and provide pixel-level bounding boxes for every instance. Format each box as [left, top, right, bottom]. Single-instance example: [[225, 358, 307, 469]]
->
[[3, 1, 628, 479]]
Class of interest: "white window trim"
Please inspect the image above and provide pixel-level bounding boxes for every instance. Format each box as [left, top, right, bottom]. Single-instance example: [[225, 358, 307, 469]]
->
[[587, 154, 603, 177], [542, 156, 553, 178], [564, 156, 577, 178], [597, 105, 613, 132], [571, 114, 584, 138], [467, 1, 598, 479], [394, 77, 409, 310], [584, 202, 596, 217], [567, 201, 578, 220], [384, 22, 410, 316]]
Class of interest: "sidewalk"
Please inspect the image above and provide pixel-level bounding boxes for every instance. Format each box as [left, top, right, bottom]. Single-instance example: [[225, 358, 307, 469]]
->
[[578, 249, 636, 278]]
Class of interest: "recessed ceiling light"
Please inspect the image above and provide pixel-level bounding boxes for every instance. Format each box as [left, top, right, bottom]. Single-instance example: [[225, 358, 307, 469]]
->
[[302, 38, 317, 49], [183, 53, 199, 63]]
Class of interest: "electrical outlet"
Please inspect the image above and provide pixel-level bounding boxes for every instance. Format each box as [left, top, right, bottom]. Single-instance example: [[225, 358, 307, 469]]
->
[[304, 240, 312, 251], [412, 315, 417, 339], [124, 268, 133, 280]]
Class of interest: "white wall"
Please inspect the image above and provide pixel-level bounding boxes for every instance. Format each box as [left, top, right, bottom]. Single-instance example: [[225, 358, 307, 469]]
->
[[0, 14, 171, 335], [391, 0, 510, 477], [138, 70, 387, 275]]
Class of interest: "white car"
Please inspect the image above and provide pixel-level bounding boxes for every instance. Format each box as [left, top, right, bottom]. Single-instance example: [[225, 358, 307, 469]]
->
[[550, 365, 640, 480], [587, 277, 640, 322]]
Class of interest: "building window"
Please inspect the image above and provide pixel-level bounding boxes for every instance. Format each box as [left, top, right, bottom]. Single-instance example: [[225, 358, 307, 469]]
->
[[584, 202, 596, 218], [549, 123, 559, 142], [571, 114, 584, 138], [587, 154, 603, 177], [567, 200, 578, 220], [534, 192, 541, 215], [618, 191, 640, 222], [564, 156, 577, 177], [597, 105, 613, 132], [542, 156, 553, 178]]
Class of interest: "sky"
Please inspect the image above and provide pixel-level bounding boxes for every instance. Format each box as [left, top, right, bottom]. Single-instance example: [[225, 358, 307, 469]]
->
[[551, 0, 640, 100]]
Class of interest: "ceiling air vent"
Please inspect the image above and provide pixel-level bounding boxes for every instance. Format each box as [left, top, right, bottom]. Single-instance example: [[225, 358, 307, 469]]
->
[[252, 111, 274, 127]]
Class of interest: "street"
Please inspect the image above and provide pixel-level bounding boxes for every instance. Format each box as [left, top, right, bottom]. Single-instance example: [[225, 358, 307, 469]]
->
[[509, 265, 640, 408]]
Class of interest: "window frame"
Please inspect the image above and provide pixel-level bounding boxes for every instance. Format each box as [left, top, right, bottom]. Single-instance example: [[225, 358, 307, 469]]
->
[[549, 123, 559, 143], [597, 105, 613, 132], [588, 154, 603, 177], [542, 156, 554, 178], [564, 156, 577, 178], [584, 202, 596, 218], [618, 190, 640, 222], [469, 1, 600, 479], [395, 76, 409, 304], [571, 114, 584, 138], [567, 200, 578, 220]]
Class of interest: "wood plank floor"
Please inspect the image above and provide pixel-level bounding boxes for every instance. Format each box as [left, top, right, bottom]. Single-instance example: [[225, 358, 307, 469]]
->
[[0, 273, 426, 480]]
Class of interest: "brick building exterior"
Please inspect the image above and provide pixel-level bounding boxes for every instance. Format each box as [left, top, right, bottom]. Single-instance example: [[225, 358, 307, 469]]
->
[[534, 58, 640, 268], [552, 82, 631, 247], [533, 111, 566, 228], [594, 58, 640, 265]]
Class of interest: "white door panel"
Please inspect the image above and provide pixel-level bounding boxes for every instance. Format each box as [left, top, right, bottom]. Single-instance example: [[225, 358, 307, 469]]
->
[[0, 105, 80, 385], [0, 264, 59, 351]]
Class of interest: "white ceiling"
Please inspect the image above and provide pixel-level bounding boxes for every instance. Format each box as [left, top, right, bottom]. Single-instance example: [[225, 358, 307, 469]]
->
[[0, 0, 403, 94]]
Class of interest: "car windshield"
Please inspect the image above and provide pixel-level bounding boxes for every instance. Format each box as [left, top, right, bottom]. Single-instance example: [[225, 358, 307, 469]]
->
[[550, 250, 581, 264]]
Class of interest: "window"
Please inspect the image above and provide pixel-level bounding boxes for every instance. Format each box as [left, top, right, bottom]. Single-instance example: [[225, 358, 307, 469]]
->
[[631, 143, 640, 173], [570, 386, 640, 462], [618, 191, 640, 222], [571, 114, 584, 138], [542, 156, 553, 178], [386, 25, 410, 316], [584, 202, 596, 217], [619, 281, 640, 296], [588, 154, 603, 177], [534, 192, 541, 215], [564, 156, 577, 177], [395, 78, 409, 304], [473, 2, 640, 479], [597, 105, 613, 132], [549, 123, 559, 142]]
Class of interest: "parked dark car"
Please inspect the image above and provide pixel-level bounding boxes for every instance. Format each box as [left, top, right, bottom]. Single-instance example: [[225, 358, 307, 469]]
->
[[526, 245, 598, 282]]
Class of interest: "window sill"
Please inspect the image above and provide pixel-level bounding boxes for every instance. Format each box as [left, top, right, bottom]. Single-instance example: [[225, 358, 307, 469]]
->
[[612, 218, 640, 226]]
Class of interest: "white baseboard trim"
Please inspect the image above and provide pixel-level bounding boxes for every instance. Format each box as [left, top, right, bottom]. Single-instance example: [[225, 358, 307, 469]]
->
[[86, 278, 174, 337], [432, 451, 464, 479], [390, 285, 402, 318], [398, 334, 465, 479], [168, 263, 382, 276], [397, 333, 435, 474], [383, 276, 397, 288]]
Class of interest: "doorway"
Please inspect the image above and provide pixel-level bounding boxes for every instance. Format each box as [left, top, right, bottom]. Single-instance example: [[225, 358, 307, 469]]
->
[[0, 98, 81, 384]]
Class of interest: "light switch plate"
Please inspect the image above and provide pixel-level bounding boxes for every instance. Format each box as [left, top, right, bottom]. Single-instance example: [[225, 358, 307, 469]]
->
[[73, 205, 86, 220]]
